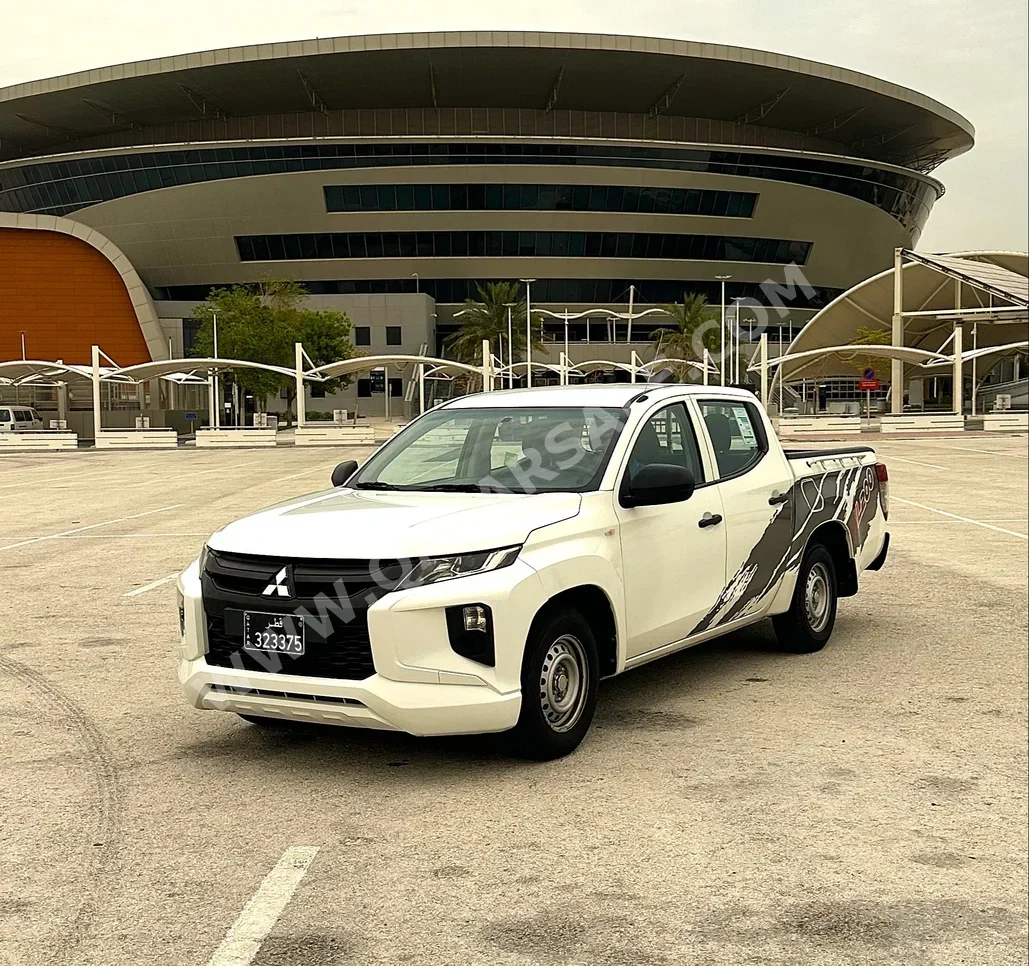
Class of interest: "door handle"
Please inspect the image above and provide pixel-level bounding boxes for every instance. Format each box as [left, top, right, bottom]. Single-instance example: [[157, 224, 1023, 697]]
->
[[698, 512, 723, 529], [768, 492, 789, 505]]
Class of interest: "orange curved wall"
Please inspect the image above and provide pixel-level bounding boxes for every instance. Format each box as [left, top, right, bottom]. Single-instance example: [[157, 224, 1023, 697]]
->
[[0, 228, 151, 365]]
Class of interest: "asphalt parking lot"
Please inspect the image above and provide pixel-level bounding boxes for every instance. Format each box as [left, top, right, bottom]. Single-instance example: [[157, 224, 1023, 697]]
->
[[1, 435, 1026, 966]]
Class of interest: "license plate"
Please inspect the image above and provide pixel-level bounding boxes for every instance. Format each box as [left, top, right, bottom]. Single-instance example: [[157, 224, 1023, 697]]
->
[[243, 611, 305, 656]]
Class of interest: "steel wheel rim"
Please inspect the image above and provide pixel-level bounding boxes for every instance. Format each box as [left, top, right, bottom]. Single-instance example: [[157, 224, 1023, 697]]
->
[[539, 634, 589, 733], [804, 561, 832, 633]]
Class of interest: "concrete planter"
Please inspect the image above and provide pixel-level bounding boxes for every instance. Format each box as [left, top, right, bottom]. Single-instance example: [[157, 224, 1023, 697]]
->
[[95, 429, 178, 449], [880, 414, 965, 433], [0, 432, 78, 450], [195, 428, 278, 448]]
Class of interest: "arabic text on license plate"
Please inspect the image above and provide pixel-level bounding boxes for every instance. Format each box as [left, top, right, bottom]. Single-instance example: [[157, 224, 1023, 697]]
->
[[243, 611, 305, 655]]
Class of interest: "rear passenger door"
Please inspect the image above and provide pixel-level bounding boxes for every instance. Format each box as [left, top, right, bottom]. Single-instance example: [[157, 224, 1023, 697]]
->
[[687, 398, 795, 632]]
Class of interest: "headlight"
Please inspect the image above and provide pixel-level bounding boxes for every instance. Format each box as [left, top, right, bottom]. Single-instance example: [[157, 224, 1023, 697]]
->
[[396, 546, 521, 590]]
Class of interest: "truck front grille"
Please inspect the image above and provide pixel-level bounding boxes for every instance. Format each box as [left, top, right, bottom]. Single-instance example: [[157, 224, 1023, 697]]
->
[[201, 549, 406, 681]]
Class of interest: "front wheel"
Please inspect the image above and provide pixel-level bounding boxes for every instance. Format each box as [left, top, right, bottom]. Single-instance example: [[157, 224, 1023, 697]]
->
[[772, 544, 838, 653], [509, 608, 599, 760]]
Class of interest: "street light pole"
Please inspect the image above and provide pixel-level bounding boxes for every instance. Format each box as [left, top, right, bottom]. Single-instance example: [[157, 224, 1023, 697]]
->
[[212, 312, 220, 428], [506, 305, 514, 388], [627, 284, 635, 343], [520, 279, 536, 387], [729, 297, 744, 386], [715, 275, 731, 386]]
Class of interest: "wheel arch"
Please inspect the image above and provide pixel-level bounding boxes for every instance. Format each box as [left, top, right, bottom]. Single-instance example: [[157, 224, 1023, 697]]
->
[[807, 521, 858, 597], [529, 585, 619, 677]]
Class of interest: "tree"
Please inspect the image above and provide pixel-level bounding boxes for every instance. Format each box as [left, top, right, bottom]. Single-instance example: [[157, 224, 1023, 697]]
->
[[190, 280, 355, 422], [650, 293, 720, 380], [445, 281, 543, 371], [849, 325, 893, 378]]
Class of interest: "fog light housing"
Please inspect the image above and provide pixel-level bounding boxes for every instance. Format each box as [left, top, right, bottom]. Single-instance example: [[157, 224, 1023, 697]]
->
[[463, 605, 488, 633], [176, 587, 186, 637], [445, 603, 495, 667]]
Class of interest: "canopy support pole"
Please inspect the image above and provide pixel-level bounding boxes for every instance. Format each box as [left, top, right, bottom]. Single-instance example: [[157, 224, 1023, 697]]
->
[[630, 350, 639, 384], [418, 363, 425, 414], [294, 342, 306, 428], [91, 344, 101, 439], [952, 320, 963, 417], [891, 247, 905, 415], [481, 339, 493, 392], [702, 348, 710, 386], [759, 332, 769, 407]]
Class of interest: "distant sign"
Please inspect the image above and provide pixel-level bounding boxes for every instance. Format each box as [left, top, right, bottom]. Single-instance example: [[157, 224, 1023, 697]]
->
[[185, 411, 197, 421], [862, 368, 876, 380], [858, 379, 881, 391], [369, 369, 386, 393]]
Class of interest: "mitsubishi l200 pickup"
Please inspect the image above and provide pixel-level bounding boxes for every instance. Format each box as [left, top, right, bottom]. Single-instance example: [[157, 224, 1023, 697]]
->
[[177, 384, 889, 759]]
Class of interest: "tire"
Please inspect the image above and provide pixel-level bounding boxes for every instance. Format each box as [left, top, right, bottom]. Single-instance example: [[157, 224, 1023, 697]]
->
[[508, 607, 600, 761], [772, 544, 838, 653]]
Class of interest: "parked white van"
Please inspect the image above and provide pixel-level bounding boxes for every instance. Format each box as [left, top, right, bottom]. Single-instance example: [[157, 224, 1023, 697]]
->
[[0, 407, 45, 432]]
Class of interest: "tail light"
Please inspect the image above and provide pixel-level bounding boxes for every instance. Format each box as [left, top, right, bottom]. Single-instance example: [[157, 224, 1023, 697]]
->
[[875, 462, 889, 519]]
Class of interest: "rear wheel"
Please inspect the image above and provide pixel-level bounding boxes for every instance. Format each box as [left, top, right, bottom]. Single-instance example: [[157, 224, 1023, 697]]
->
[[772, 544, 838, 653], [509, 608, 599, 760]]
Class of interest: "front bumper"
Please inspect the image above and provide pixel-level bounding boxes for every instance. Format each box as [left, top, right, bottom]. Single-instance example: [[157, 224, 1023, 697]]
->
[[176, 555, 544, 736], [178, 659, 521, 735]]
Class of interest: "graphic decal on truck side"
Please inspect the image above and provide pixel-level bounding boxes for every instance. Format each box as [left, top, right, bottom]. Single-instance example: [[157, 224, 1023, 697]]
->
[[690, 464, 879, 635]]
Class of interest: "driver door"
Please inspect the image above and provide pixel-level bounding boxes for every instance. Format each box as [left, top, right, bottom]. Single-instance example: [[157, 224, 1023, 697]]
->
[[614, 402, 727, 659]]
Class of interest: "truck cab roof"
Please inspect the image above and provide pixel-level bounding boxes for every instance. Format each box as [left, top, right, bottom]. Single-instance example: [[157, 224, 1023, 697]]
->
[[445, 383, 758, 410]]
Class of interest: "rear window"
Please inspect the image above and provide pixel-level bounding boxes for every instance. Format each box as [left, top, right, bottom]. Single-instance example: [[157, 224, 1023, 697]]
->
[[0, 409, 11, 422], [697, 399, 768, 479]]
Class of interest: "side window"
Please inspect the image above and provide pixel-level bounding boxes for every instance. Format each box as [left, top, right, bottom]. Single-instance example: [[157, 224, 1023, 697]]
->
[[697, 399, 767, 479], [0, 409, 10, 422], [625, 403, 704, 482]]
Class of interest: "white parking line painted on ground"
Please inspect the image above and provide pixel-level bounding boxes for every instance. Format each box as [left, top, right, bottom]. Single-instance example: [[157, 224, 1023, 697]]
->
[[260, 466, 332, 486], [892, 497, 1029, 540], [128, 459, 267, 487], [918, 442, 1028, 459], [0, 504, 185, 551], [891, 519, 1028, 525], [53, 532, 211, 539], [877, 454, 951, 470], [122, 573, 179, 597], [206, 846, 320, 966]]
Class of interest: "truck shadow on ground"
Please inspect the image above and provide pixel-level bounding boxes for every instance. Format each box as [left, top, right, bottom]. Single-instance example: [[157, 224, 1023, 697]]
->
[[177, 614, 821, 776]]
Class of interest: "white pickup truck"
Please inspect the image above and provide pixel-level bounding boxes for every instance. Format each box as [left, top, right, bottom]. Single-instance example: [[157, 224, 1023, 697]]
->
[[177, 384, 890, 758]]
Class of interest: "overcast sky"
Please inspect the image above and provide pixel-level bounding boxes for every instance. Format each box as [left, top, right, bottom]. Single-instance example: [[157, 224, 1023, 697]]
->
[[3, 0, 1026, 253]]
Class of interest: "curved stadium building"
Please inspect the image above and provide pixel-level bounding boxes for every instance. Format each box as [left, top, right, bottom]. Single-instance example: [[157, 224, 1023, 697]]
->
[[0, 31, 974, 404]]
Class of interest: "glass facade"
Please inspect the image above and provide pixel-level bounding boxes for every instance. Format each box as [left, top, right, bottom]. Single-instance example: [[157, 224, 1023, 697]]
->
[[0, 142, 935, 231], [157, 277, 842, 309], [324, 183, 757, 217], [235, 231, 811, 265]]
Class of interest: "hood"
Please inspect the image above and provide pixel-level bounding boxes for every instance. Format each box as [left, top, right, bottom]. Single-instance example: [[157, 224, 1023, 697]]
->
[[207, 487, 582, 559]]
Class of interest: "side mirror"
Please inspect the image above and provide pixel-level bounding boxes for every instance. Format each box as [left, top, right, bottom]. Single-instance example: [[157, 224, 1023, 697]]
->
[[621, 463, 696, 508], [331, 460, 359, 487]]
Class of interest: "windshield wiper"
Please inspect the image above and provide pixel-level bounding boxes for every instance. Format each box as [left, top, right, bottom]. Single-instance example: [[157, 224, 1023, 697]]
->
[[352, 481, 402, 490], [420, 483, 489, 492]]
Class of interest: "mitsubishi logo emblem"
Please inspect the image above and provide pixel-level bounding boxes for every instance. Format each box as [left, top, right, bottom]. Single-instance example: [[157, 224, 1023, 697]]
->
[[263, 567, 292, 598]]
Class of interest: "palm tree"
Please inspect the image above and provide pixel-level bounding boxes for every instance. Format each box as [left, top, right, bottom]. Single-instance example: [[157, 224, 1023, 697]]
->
[[445, 282, 546, 384], [650, 293, 719, 380], [445, 282, 524, 365]]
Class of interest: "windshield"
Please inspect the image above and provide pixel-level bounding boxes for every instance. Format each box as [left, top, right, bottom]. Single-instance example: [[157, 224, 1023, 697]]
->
[[351, 406, 627, 494]]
